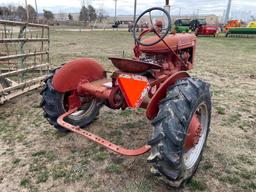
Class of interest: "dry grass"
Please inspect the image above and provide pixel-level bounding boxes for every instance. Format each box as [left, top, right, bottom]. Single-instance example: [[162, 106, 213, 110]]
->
[[0, 31, 255, 192]]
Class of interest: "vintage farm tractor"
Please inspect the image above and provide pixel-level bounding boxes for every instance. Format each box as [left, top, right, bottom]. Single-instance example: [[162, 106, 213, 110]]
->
[[41, 7, 211, 187]]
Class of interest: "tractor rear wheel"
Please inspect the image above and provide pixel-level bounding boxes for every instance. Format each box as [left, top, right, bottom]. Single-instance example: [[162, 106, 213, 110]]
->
[[40, 68, 103, 132], [148, 77, 211, 188]]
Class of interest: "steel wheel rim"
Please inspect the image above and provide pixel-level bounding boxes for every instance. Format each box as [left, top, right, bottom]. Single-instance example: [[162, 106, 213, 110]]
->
[[69, 99, 96, 119], [183, 102, 209, 170], [61, 93, 97, 120]]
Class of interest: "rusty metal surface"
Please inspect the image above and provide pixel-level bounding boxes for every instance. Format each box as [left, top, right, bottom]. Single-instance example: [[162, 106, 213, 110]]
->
[[57, 108, 151, 156], [109, 57, 161, 73], [139, 33, 197, 54]]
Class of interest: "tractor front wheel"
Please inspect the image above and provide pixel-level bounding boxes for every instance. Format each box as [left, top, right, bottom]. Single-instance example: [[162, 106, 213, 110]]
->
[[148, 77, 211, 188], [40, 68, 103, 132]]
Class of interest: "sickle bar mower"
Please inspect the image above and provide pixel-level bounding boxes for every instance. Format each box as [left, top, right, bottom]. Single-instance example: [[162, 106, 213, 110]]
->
[[41, 7, 212, 187]]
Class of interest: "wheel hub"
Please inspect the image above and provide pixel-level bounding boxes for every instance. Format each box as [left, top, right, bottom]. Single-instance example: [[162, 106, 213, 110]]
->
[[184, 114, 202, 152]]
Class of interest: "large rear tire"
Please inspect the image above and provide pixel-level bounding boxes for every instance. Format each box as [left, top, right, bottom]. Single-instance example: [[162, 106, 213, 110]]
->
[[148, 77, 211, 188], [40, 67, 103, 132]]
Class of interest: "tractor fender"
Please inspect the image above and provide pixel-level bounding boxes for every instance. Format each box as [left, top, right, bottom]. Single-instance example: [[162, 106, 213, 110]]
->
[[52, 58, 105, 93], [146, 71, 190, 120]]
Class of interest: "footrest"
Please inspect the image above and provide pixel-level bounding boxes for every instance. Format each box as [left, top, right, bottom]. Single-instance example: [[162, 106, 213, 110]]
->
[[57, 108, 151, 156]]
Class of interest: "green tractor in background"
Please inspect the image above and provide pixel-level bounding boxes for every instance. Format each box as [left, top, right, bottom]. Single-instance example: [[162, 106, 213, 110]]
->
[[174, 19, 191, 33]]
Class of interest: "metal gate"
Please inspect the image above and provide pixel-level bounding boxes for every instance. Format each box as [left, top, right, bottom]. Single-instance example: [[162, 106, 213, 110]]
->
[[0, 20, 50, 104]]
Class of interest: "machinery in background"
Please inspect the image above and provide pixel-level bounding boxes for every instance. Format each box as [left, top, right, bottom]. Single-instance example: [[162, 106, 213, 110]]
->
[[224, 20, 241, 32], [190, 19, 218, 37], [225, 21, 256, 37], [174, 19, 191, 33]]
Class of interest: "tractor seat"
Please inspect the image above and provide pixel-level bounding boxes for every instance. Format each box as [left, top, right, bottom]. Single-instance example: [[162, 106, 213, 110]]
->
[[109, 57, 161, 73]]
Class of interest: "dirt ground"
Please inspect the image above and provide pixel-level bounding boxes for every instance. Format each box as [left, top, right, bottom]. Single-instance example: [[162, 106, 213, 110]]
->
[[0, 31, 255, 192]]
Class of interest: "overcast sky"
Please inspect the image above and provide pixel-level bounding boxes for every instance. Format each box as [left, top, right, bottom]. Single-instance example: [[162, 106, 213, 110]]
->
[[1, 0, 256, 17]]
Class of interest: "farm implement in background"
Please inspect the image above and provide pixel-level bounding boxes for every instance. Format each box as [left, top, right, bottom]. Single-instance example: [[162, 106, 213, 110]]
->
[[41, 7, 212, 188], [190, 19, 218, 37], [224, 19, 241, 33], [225, 20, 256, 37], [0, 20, 50, 104]]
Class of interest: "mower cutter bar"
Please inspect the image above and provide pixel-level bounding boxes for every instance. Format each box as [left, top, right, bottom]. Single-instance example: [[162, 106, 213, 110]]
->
[[57, 108, 151, 156]]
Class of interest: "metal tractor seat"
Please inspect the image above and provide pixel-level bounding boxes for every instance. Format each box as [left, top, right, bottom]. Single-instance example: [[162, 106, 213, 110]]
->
[[109, 57, 161, 73]]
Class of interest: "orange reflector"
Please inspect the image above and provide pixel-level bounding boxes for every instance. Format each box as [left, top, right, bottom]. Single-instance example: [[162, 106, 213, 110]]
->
[[117, 74, 149, 108]]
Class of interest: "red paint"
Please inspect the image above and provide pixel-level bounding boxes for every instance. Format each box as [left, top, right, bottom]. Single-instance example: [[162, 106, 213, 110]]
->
[[52, 58, 105, 93], [78, 79, 112, 100], [66, 91, 81, 110], [139, 33, 196, 54], [196, 25, 218, 36], [184, 114, 202, 151], [57, 108, 151, 156], [146, 71, 190, 120]]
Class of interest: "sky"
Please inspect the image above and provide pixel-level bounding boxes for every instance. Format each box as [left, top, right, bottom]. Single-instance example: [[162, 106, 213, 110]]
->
[[1, 0, 256, 18]]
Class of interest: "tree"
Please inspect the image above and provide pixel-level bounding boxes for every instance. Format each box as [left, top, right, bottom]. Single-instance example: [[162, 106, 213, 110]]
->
[[68, 13, 73, 21], [79, 5, 89, 23], [97, 9, 107, 23], [88, 5, 97, 22], [27, 5, 37, 21], [16, 6, 27, 21], [43, 10, 54, 20]]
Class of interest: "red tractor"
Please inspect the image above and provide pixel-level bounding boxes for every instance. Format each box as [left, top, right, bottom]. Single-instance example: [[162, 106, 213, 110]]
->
[[190, 19, 218, 37], [41, 7, 211, 187]]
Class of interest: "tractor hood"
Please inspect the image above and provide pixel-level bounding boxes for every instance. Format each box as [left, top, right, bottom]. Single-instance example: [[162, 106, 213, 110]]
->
[[139, 33, 196, 54]]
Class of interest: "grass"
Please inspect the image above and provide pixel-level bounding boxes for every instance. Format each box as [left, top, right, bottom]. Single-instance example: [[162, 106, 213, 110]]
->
[[95, 151, 109, 160], [215, 106, 226, 115], [0, 30, 255, 192], [105, 164, 123, 173], [20, 178, 30, 187], [188, 179, 208, 191], [36, 171, 49, 183]]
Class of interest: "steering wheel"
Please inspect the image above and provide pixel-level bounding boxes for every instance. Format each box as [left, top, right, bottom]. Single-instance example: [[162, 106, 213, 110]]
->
[[133, 7, 171, 46]]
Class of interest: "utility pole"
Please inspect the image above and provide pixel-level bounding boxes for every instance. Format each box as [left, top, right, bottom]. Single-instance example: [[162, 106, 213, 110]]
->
[[114, 0, 117, 22], [25, 0, 29, 22], [196, 9, 200, 18], [35, 0, 38, 16], [164, 0, 170, 15], [224, 0, 232, 23], [133, 0, 137, 24], [35, 0, 38, 22]]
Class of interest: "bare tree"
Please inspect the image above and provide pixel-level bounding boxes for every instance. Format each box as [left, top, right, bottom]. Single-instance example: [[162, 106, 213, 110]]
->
[[27, 4, 37, 21], [16, 6, 27, 21]]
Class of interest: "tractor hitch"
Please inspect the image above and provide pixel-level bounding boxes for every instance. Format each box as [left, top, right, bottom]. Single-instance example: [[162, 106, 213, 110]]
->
[[57, 108, 151, 156]]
